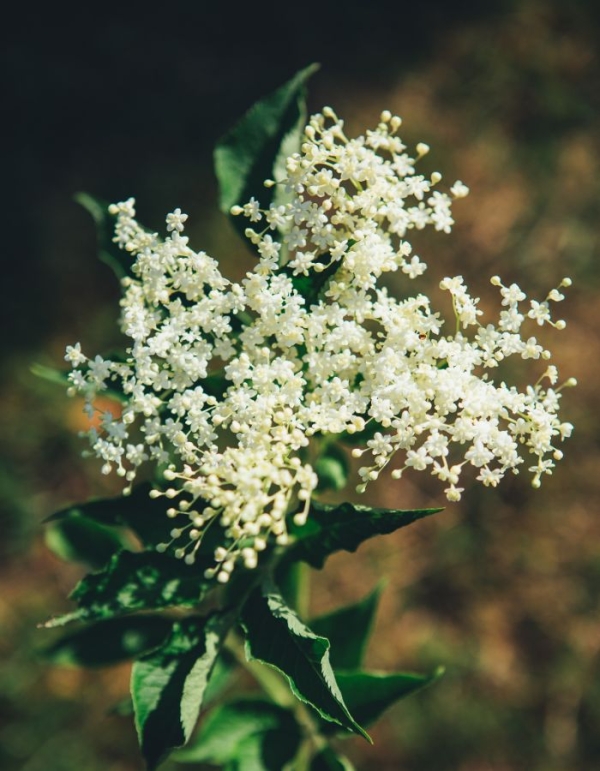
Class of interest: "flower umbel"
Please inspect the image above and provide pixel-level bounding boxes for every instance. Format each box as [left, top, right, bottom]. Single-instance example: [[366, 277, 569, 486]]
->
[[66, 109, 573, 578]]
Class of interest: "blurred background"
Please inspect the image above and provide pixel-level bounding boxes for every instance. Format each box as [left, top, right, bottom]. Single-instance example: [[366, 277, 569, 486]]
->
[[1, 1, 599, 769]]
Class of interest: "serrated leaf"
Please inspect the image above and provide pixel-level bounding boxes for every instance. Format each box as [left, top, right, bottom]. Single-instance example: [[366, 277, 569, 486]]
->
[[131, 614, 227, 770], [240, 584, 370, 742], [310, 584, 383, 671], [322, 668, 444, 734], [173, 698, 301, 769], [310, 747, 356, 771], [284, 502, 444, 569], [75, 192, 132, 279], [43, 550, 212, 628], [47, 483, 188, 549], [215, 64, 319, 244], [44, 514, 126, 568], [41, 615, 172, 667]]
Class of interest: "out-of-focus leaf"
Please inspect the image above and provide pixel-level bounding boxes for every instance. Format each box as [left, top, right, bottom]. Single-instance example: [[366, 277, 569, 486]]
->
[[41, 615, 172, 667], [173, 698, 301, 769], [131, 614, 227, 770], [241, 584, 370, 741], [310, 584, 383, 671], [322, 668, 445, 733], [47, 483, 189, 549], [310, 747, 356, 771], [75, 192, 133, 279], [315, 444, 350, 493], [44, 514, 127, 568]]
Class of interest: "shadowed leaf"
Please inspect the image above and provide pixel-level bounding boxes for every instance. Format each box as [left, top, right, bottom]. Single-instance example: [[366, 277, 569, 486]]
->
[[241, 583, 370, 741]]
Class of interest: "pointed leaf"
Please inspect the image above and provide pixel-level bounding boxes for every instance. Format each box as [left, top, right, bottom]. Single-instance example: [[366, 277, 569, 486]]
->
[[43, 550, 212, 627], [215, 64, 319, 243], [310, 747, 356, 771], [44, 514, 126, 568], [75, 192, 133, 279], [173, 698, 301, 769], [31, 362, 70, 387], [322, 668, 444, 734], [46, 483, 188, 549], [41, 615, 172, 667], [131, 614, 227, 770], [310, 584, 383, 670], [241, 584, 370, 741], [284, 502, 443, 569]]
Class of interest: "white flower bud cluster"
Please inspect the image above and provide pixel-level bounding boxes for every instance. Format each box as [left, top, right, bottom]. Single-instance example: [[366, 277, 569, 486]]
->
[[65, 109, 573, 575]]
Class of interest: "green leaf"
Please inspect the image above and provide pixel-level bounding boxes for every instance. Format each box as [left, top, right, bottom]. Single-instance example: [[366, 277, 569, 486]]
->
[[131, 614, 227, 770], [47, 483, 189, 549], [43, 550, 212, 628], [75, 192, 132, 279], [241, 584, 370, 741], [31, 362, 70, 387], [173, 698, 301, 769], [215, 64, 319, 243], [310, 747, 356, 771], [310, 584, 383, 671], [44, 514, 126, 568], [315, 444, 350, 494], [323, 668, 444, 733], [284, 502, 444, 569], [41, 615, 172, 667], [202, 650, 236, 708]]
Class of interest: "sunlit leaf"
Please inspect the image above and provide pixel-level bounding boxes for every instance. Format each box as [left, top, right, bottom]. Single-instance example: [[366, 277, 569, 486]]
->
[[131, 614, 227, 769], [43, 550, 212, 628], [173, 698, 301, 769]]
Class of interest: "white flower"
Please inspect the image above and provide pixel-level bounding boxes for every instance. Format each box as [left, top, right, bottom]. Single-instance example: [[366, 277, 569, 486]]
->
[[66, 108, 573, 577]]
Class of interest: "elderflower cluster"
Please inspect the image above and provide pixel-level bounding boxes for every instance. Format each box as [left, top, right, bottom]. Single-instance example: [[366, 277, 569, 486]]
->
[[65, 109, 573, 580]]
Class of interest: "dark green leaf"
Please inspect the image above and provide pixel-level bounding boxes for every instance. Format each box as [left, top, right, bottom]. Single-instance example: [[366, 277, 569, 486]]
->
[[42, 615, 172, 667], [43, 550, 212, 628], [44, 514, 126, 568], [310, 584, 383, 670], [75, 192, 133, 279], [241, 584, 370, 741], [315, 444, 350, 494], [284, 502, 444, 569], [284, 253, 342, 308], [131, 614, 227, 770], [310, 747, 356, 771], [173, 698, 301, 769], [47, 483, 189, 549], [215, 64, 319, 243], [322, 668, 444, 733]]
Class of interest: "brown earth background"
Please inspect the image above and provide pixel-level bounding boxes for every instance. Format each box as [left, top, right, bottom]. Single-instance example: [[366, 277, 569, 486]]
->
[[1, 2, 599, 769]]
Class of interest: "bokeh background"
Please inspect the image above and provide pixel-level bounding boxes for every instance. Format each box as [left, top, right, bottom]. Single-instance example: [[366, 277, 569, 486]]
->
[[2, 1, 599, 769]]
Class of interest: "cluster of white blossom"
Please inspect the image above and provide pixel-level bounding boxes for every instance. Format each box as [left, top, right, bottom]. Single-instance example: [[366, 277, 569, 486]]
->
[[65, 109, 573, 579]]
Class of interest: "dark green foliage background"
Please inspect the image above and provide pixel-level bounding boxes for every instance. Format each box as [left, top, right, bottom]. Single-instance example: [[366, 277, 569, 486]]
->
[[2, 1, 600, 769]]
